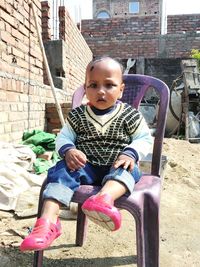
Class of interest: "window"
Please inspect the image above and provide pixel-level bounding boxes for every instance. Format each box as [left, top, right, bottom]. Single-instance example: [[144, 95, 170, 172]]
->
[[129, 1, 139, 14], [96, 11, 110, 19]]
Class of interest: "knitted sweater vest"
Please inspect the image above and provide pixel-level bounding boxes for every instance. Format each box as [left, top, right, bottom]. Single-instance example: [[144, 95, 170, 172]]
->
[[67, 103, 142, 166]]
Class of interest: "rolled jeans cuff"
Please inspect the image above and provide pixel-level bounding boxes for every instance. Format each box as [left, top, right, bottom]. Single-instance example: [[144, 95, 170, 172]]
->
[[102, 167, 140, 194], [43, 182, 74, 206]]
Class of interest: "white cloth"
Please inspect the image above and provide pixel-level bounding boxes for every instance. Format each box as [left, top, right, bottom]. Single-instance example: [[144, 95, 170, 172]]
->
[[0, 142, 44, 211]]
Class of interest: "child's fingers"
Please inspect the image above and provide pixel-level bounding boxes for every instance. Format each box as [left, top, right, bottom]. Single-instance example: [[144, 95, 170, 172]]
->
[[123, 160, 131, 170], [113, 159, 123, 168], [114, 159, 134, 172], [70, 157, 85, 169], [76, 153, 87, 164], [114, 159, 127, 169], [66, 149, 87, 169]]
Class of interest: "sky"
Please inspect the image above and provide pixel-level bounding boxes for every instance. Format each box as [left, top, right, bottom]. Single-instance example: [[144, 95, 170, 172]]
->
[[165, 0, 200, 15], [66, 0, 200, 21]]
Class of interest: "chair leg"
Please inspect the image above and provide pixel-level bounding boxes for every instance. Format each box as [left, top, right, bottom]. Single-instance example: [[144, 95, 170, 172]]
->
[[75, 204, 88, 246], [143, 195, 159, 267], [135, 212, 145, 267], [33, 251, 44, 267]]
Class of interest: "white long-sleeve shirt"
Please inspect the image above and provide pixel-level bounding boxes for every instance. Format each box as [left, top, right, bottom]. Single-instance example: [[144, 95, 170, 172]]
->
[[56, 103, 153, 166]]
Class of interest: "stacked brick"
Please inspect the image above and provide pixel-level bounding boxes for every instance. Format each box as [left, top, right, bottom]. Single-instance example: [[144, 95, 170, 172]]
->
[[46, 103, 72, 133], [41, 1, 51, 42], [1, 0, 199, 143], [0, 0, 44, 142], [81, 16, 160, 58], [167, 14, 200, 34], [81, 14, 200, 59], [45, 5, 93, 133], [58, 6, 92, 92], [161, 14, 200, 58], [0, 0, 43, 81], [0, 0, 92, 143]]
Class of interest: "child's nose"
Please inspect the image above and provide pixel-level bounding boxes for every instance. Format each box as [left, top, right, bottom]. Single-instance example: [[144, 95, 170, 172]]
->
[[98, 86, 106, 94]]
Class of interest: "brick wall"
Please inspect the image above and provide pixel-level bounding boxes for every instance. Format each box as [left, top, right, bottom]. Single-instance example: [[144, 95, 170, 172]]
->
[[81, 16, 160, 58], [46, 103, 72, 133], [0, 0, 43, 82], [0, 0, 92, 143], [42, 3, 93, 93], [1, 0, 199, 143], [93, 0, 110, 17], [160, 33, 200, 58], [58, 6, 92, 92], [81, 14, 200, 59], [41, 1, 51, 42], [167, 14, 200, 34]]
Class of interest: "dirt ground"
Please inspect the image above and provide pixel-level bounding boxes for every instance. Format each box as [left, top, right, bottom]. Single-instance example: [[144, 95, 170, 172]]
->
[[0, 138, 200, 267]]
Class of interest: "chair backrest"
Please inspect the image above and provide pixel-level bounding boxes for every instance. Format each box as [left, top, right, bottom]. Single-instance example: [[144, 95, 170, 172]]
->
[[72, 74, 169, 177]]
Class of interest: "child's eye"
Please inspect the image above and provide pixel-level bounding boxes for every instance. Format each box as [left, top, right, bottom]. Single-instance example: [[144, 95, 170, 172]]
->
[[87, 83, 97, 89], [105, 83, 116, 89]]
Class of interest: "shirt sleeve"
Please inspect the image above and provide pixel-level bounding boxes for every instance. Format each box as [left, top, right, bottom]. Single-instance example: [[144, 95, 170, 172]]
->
[[55, 119, 77, 157], [123, 116, 153, 161]]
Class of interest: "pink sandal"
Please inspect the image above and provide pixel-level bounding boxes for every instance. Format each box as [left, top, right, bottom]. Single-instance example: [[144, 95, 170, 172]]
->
[[81, 194, 121, 231], [20, 218, 61, 251]]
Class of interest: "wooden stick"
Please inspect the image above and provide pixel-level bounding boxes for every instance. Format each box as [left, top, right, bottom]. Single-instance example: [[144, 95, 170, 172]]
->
[[29, 1, 65, 127]]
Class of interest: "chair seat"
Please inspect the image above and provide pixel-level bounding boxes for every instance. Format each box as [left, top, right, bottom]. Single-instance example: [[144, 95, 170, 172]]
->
[[72, 174, 161, 209]]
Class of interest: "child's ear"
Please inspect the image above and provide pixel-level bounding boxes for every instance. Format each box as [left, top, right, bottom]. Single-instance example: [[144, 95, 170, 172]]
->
[[118, 83, 125, 99], [83, 84, 89, 101], [83, 83, 86, 91]]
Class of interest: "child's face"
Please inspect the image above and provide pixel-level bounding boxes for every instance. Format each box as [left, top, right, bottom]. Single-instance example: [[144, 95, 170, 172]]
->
[[85, 59, 125, 110]]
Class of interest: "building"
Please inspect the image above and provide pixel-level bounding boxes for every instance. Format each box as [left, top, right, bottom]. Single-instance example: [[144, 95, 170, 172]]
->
[[93, 0, 162, 18]]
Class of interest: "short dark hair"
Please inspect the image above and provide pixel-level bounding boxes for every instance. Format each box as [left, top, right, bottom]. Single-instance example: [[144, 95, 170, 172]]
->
[[88, 56, 124, 74]]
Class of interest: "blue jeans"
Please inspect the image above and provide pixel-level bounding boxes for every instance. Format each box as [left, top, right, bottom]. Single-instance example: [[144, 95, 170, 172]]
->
[[43, 159, 141, 206]]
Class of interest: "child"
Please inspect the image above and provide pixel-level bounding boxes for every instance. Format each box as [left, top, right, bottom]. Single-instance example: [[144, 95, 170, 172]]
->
[[20, 56, 152, 251]]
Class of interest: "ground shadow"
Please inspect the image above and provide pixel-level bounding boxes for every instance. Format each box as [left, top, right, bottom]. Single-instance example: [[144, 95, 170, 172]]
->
[[0, 246, 137, 267], [37, 243, 137, 266], [41, 255, 137, 266]]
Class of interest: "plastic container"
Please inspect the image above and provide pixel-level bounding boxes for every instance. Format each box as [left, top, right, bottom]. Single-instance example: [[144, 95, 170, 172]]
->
[[188, 111, 200, 138]]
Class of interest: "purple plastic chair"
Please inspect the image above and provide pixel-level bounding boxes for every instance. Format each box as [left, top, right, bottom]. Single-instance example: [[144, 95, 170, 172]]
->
[[33, 74, 169, 267]]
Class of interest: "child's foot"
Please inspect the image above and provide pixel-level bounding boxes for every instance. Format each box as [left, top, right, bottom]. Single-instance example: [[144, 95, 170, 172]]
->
[[81, 194, 121, 231], [20, 218, 61, 251]]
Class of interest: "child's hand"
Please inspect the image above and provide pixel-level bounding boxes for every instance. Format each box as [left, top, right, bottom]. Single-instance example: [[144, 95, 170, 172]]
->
[[65, 149, 87, 171], [113, 154, 135, 172]]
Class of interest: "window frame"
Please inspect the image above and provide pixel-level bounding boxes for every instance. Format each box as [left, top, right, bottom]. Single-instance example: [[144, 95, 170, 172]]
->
[[129, 1, 140, 14], [96, 11, 110, 19]]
